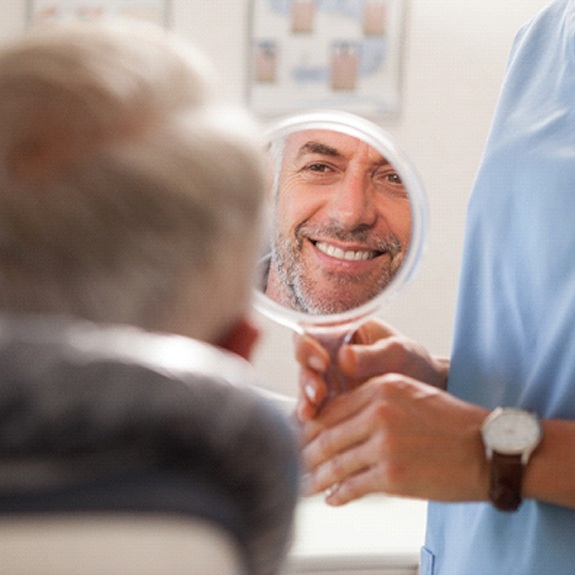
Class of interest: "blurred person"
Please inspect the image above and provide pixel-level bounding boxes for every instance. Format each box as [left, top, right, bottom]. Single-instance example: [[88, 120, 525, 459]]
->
[[0, 19, 262, 351], [0, 20, 299, 575]]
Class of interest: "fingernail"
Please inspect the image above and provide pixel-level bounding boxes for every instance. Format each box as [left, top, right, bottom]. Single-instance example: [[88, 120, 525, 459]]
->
[[325, 483, 343, 506], [305, 383, 318, 403], [308, 354, 326, 372]]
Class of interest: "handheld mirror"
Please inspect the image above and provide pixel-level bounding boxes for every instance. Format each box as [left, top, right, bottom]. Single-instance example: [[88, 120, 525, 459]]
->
[[254, 110, 428, 402]]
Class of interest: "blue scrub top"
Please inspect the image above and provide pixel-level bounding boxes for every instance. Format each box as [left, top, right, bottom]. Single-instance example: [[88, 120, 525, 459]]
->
[[422, 1, 575, 573]]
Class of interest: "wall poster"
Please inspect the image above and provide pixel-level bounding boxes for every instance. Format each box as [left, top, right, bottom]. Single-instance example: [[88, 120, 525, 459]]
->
[[27, 0, 171, 27], [248, 0, 407, 118]]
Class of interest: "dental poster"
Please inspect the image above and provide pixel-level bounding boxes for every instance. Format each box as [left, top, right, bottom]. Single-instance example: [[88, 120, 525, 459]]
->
[[248, 0, 407, 118], [27, 0, 170, 27]]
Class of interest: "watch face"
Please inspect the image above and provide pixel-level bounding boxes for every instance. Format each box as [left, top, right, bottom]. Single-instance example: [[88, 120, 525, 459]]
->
[[482, 408, 542, 454]]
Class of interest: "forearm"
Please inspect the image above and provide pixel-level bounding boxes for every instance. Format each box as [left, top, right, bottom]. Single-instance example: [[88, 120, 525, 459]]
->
[[523, 418, 575, 509]]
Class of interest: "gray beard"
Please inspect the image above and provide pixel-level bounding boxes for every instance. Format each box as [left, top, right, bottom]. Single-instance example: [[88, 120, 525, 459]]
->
[[271, 223, 403, 315]]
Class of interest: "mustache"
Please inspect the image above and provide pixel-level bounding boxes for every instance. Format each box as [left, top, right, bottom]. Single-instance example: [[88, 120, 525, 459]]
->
[[295, 221, 404, 257]]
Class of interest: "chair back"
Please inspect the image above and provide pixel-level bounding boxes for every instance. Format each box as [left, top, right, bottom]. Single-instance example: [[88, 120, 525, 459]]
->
[[0, 317, 300, 575], [0, 515, 244, 575]]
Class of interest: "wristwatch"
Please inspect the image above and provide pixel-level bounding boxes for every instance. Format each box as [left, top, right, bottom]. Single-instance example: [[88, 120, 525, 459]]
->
[[481, 407, 543, 512]]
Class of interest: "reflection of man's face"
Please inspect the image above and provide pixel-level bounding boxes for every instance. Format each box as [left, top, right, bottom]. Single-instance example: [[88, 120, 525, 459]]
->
[[267, 129, 411, 314]]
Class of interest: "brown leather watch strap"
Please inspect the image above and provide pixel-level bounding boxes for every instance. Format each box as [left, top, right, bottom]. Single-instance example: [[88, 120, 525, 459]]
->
[[489, 452, 523, 511]]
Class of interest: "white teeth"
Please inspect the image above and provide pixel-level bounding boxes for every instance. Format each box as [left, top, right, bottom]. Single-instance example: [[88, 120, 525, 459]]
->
[[315, 241, 375, 261]]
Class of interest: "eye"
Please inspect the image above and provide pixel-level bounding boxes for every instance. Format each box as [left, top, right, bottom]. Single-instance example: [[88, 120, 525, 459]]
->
[[304, 162, 334, 173], [373, 168, 402, 185], [385, 172, 403, 185], [298, 161, 341, 184], [372, 167, 407, 197]]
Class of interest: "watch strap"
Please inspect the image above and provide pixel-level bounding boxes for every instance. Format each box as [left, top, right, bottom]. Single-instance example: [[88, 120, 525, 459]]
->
[[489, 452, 523, 511]]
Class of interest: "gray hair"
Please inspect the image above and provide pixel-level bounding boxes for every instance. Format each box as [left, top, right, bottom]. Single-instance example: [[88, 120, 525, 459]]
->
[[267, 134, 286, 201], [0, 20, 266, 343]]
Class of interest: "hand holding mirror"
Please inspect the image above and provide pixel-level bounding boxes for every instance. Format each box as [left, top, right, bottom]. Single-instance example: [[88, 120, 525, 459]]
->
[[254, 110, 428, 403]]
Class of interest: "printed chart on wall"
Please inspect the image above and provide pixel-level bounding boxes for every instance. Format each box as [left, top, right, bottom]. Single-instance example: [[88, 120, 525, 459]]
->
[[27, 0, 170, 27], [248, 0, 407, 118]]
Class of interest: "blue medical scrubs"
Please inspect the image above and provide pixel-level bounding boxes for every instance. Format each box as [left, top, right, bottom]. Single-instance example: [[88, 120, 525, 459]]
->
[[422, 1, 575, 572]]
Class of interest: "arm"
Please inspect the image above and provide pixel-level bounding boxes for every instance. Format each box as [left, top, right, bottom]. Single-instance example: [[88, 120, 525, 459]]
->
[[301, 371, 575, 510], [523, 419, 575, 508]]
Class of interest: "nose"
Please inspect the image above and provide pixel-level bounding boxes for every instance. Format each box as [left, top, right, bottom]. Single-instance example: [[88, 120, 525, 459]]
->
[[326, 169, 377, 229]]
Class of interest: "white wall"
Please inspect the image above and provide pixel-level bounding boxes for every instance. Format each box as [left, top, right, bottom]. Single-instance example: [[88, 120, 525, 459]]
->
[[0, 0, 549, 397]]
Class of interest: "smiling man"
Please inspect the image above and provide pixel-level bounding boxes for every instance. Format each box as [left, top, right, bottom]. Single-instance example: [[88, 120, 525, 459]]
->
[[265, 128, 411, 315]]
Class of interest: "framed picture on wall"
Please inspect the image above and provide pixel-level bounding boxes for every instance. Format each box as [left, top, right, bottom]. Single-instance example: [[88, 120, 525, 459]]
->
[[247, 0, 408, 119], [27, 0, 172, 28]]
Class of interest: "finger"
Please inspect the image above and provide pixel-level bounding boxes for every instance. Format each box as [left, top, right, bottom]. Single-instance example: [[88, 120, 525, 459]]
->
[[300, 368, 327, 405], [296, 392, 319, 422], [296, 369, 328, 423], [294, 333, 329, 372], [339, 337, 408, 380], [302, 405, 372, 470], [302, 378, 379, 437], [338, 321, 401, 378], [324, 466, 384, 506], [351, 319, 399, 345], [304, 436, 378, 495]]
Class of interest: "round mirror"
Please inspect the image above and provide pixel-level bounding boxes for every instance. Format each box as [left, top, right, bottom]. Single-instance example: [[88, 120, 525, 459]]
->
[[255, 110, 427, 329], [254, 110, 428, 398]]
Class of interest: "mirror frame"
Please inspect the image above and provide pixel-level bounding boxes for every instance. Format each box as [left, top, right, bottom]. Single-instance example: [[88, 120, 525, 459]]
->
[[253, 109, 428, 333]]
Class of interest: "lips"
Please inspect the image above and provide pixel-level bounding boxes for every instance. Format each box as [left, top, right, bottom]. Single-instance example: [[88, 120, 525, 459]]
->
[[313, 240, 380, 261]]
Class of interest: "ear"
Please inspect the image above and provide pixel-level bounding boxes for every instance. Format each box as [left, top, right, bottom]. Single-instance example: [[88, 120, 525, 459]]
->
[[217, 316, 260, 361]]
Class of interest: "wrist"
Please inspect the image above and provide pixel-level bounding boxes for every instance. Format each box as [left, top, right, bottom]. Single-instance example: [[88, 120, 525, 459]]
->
[[522, 419, 575, 507], [480, 408, 543, 511]]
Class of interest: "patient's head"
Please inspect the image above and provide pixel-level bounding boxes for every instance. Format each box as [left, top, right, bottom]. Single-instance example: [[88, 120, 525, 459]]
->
[[0, 20, 266, 349]]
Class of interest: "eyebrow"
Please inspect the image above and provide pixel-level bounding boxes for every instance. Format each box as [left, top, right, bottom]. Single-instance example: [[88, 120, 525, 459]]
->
[[297, 140, 390, 168], [297, 141, 341, 158]]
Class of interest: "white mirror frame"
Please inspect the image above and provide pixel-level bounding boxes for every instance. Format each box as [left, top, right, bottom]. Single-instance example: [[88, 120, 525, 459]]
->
[[253, 109, 428, 335]]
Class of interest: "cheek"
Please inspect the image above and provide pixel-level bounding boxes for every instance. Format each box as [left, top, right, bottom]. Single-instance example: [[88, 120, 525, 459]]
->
[[277, 180, 326, 233], [380, 200, 412, 243], [398, 211, 412, 245]]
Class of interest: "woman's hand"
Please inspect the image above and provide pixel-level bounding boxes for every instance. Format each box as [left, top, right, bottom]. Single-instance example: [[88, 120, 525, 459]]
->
[[296, 319, 450, 421], [301, 373, 488, 505]]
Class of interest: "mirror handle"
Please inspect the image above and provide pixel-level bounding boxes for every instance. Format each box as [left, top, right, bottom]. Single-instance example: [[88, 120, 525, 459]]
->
[[306, 327, 356, 407]]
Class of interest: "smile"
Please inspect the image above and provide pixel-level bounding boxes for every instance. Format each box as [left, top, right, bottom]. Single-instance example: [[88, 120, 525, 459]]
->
[[314, 241, 379, 261]]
